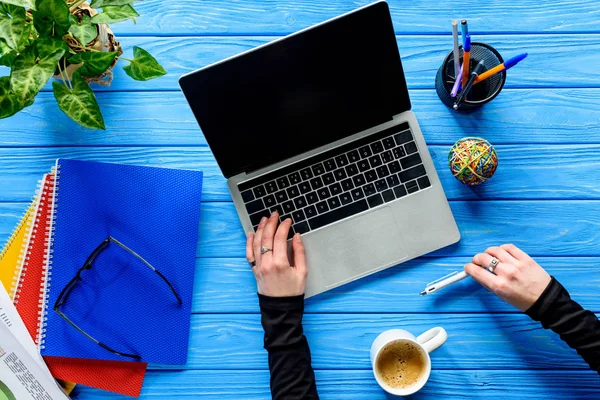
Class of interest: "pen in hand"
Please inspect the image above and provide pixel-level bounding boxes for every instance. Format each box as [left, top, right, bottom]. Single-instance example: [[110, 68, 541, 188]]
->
[[420, 270, 470, 295]]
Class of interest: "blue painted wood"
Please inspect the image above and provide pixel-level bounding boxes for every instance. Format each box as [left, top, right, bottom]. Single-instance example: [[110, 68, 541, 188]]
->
[[1, 89, 599, 147], [3, 35, 600, 93], [1, 199, 599, 313], [190, 256, 600, 314], [192, 201, 600, 259], [73, 370, 600, 400], [2, 1, 600, 398], [78, 0, 600, 36], [2, 201, 600, 259], [0, 144, 599, 202], [134, 313, 597, 371]]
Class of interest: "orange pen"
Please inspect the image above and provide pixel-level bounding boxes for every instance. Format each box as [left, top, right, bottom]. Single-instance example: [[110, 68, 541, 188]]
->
[[461, 35, 471, 86], [474, 53, 528, 85]]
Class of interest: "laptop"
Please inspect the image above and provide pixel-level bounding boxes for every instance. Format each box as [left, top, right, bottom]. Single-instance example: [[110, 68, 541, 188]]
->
[[179, 1, 460, 298]]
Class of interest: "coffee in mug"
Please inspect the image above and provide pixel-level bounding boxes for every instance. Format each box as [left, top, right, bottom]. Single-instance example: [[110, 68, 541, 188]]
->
[[375, 339, 427, 389], [370, 327, 447, 396]]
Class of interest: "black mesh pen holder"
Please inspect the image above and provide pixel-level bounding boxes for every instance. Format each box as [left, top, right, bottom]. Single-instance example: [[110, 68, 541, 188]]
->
[[435, 42, 506, 111]]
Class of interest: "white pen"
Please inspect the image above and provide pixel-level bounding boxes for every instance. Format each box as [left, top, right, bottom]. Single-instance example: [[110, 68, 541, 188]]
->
[[419, 270, 469, 296], [452, 20, 460, 80]]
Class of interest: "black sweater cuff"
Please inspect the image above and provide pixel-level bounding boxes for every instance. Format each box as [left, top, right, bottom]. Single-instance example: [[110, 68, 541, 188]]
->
[[258, 293, 305, 311], [526, 277, 600, 372], [526, 276, 564, 321], [258, 293, 320, 399]]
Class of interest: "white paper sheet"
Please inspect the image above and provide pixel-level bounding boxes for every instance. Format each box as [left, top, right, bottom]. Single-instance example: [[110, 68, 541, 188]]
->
[[0, 285, 68, 399]]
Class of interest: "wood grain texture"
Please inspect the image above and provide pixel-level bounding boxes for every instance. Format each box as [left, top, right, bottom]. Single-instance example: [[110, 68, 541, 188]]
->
[[3, 34, 599, 93], [87, 0, 600, 36], [191, 257, 600, 314], [194, 200, 600, 258], [1, 89, 600, 146], [0, 198, 598, 313], [159, 313, 596, 370], [1, 1, 599, 397], [73, 369, 600, 400], [0, 144, 600, 202], [2, 200, 600, 259]]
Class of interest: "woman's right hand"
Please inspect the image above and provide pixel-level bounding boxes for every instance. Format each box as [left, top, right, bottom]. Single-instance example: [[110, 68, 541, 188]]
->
[[246, 212, 308, 297], [464, 244, 552, 312]]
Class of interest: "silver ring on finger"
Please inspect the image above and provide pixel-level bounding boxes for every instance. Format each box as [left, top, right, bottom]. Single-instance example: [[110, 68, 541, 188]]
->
[[260, 246, 272, 255], [487, 257, 500, 273]]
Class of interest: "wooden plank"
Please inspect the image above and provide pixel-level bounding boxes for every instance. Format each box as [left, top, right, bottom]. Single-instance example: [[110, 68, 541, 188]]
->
[[75, 369, 600, 399], [0, 144, 600, 202], [90, 0, 600, 36], [194, 200, 600, 258], [2, 201, 600, 258], [1, 200, 598, 313], [0, 147, 223, 203], [144, 313, 595, 370], [191, 257, 600, 314], [1, 89, 600, 147], [3, 34, 599, 92]]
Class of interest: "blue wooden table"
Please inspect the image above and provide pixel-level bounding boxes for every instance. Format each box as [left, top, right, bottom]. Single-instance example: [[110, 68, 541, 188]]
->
[[1, 1, 600, 398]]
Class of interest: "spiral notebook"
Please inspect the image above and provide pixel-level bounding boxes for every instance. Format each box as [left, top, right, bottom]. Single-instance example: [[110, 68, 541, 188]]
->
[[0, 200, 35, 300], [40, 159, 203, 364], [14, 173, 147, 397], [15, 174, 54, 344]]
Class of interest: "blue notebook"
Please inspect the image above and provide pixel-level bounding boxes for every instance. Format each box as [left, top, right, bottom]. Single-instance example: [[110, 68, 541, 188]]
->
[[40, 159, 203, 364]]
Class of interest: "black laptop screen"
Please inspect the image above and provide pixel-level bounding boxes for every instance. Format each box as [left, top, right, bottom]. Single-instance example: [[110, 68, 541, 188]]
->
[[179, 2, 410, 178]]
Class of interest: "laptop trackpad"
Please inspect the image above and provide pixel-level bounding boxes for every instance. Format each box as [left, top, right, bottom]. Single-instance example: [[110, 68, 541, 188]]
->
[[305, 206, 408, 288]]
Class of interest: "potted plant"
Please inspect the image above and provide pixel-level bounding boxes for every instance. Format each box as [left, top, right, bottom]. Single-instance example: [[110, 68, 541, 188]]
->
[[0, 0, 166, 129]]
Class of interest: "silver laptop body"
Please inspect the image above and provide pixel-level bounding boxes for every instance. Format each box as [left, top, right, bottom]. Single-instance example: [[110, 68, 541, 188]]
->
[[180, 1, 460, 298]]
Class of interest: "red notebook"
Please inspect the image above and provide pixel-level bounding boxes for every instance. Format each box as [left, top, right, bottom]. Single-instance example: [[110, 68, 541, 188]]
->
[[15, 173, 148, 397]]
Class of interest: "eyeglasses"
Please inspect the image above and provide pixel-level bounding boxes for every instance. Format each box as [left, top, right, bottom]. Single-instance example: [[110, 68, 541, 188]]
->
[[53, 236, 182, 360]]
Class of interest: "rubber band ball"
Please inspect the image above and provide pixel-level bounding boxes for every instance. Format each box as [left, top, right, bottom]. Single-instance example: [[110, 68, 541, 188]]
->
[[448, 137, 498, 185]]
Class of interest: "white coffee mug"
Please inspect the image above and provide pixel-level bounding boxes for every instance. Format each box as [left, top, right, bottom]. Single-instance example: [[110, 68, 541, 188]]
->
[[370, 327, 447, 396]]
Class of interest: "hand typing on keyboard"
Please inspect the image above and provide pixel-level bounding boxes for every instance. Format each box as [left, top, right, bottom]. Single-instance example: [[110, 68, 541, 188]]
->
[[246, 212, 308, 297], [239, 125, 431, 236]]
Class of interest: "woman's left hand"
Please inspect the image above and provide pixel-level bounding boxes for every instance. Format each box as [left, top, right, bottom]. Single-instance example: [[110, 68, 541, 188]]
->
[[465, 244, 551, 312]]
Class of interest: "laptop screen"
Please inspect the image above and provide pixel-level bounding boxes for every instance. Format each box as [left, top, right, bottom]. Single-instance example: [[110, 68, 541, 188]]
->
[[179, 2, 410, 178]]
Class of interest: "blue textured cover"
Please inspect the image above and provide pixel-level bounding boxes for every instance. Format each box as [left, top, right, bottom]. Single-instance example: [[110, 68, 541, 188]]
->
[[41, 159, 203, 364]]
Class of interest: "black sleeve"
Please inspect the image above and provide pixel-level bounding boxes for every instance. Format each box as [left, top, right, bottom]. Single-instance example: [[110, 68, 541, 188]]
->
[[258, 293, 319, 400], [526, 277, 600, 373]]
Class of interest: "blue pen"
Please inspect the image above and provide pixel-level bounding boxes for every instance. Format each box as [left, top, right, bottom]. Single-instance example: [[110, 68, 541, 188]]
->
[[474, 53, 528, 84], [461, 35, 471, 86], [461, 20, 468, 47]]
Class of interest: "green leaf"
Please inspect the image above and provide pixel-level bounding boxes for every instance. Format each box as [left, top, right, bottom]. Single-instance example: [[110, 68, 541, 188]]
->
[[69, 50, 116, 77], [0, 38, 10, 54], [90, 0, 135, 7], [0, 49, 17, 66], [90, 4, 138, 24], [122, 46, 166, 81], [0, 0, 36, 10], [36, 35, 69, 53], [10, 39, 65, 104], [68, 14, 97, 46], [0, 76, 24, 118], [0, 4, 27, 51], [53, 72, 105, 129], [32, 0, 70, 37]]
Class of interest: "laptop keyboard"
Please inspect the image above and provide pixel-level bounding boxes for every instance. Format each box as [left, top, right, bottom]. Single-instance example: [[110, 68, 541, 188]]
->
[[237, 123, 431, 238]]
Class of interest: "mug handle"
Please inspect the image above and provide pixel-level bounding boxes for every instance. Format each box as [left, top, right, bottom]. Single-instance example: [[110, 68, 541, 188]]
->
[[416, 327, 447, 354]]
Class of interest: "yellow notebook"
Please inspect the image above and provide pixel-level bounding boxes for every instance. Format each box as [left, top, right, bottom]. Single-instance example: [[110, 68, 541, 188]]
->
[[58, 380, 77, 395], [0, 201, 36, 299]]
